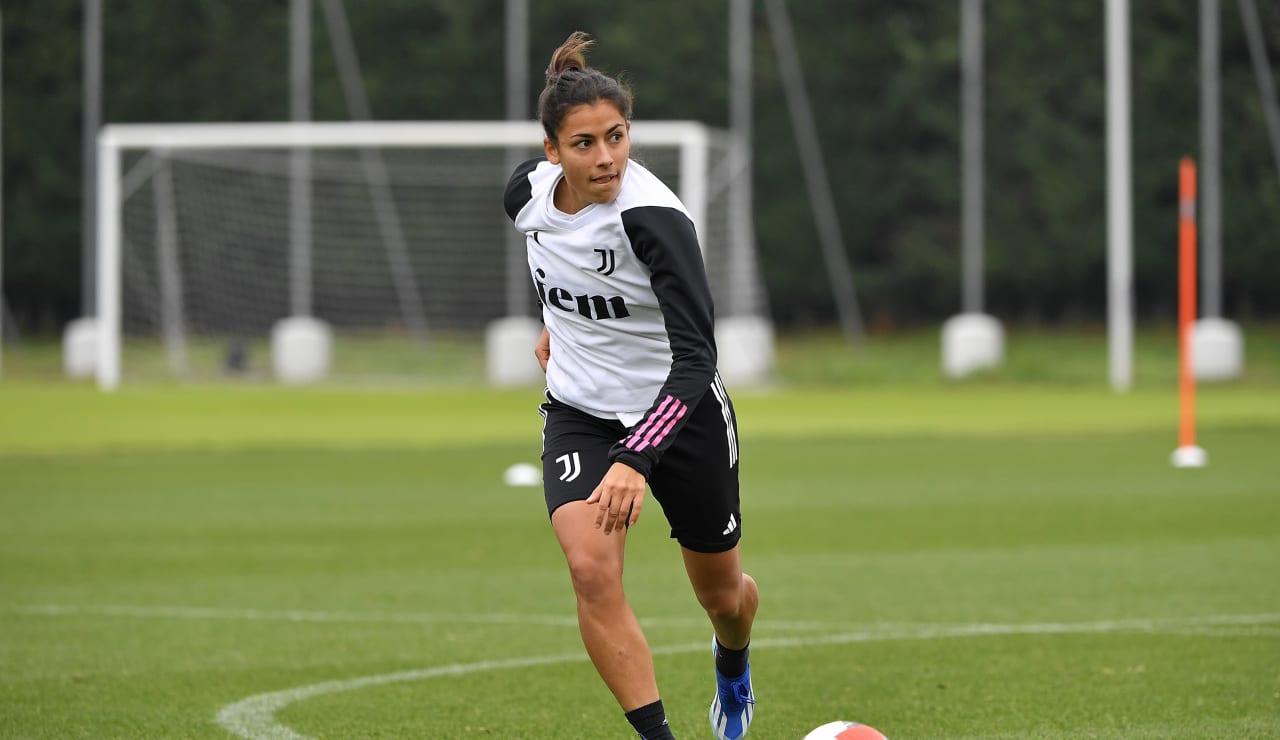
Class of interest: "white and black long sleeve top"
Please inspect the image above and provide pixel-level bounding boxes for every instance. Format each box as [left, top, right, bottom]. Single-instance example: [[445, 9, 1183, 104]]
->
[[504, 157, 718, 479]]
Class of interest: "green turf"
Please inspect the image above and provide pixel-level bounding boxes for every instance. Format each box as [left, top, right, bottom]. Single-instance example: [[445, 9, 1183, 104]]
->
[[1, 333, 1278, 739]]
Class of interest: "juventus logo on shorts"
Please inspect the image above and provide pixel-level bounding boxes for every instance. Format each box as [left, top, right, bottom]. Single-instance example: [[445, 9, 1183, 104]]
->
[[556, 451, 582, 482], [593, 248, 616, 276]]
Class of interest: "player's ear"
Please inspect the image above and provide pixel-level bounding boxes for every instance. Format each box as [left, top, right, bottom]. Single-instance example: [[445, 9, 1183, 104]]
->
[[543, 137, 560, 165]]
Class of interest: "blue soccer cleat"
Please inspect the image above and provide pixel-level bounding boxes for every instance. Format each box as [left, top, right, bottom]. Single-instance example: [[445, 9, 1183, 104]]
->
[[709, 640, 755, 739]]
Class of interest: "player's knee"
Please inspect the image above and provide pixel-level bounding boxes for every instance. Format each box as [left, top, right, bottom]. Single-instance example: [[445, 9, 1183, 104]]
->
[[696, 582, 743, 621], [564, 552, 623, 604]]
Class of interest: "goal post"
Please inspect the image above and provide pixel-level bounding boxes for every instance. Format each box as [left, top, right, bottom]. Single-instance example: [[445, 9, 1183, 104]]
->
[[95, 120, 768, 390]]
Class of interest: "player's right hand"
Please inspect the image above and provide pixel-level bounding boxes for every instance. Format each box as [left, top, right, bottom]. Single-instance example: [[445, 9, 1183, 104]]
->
[[534, 327, 551, 372]]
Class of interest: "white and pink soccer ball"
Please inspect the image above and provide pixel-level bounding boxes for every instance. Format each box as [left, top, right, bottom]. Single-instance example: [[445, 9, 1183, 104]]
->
[[803, 720, 889, 740]]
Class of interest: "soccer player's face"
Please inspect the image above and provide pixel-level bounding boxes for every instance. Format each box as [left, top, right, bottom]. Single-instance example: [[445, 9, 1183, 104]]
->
[[545, 101, 630, 213]]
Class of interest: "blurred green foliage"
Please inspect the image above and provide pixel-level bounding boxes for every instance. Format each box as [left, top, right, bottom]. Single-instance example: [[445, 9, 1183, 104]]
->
[[3, 0, 1278, 331]]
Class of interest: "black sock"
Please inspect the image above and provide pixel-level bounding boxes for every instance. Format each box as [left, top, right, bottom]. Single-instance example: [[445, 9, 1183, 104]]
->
[[625, 699, 675, 739], [714, 637, 750, 679]]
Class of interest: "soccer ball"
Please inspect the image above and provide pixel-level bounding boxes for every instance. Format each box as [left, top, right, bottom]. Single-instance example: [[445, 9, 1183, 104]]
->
[[802, 720, 889, 740]]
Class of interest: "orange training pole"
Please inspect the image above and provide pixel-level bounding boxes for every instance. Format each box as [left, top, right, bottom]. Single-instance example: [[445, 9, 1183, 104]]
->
[[1172, 157, 1206, 467], [1178, 158, 1197, 449]]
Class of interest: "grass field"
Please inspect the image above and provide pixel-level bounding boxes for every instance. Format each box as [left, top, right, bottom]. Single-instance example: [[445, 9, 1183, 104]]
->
[[1, 330, 1278, 739]]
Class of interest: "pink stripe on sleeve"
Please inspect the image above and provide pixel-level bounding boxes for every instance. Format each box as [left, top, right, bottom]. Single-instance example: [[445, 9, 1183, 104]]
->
[[634, 400, 687, 452], [625, 396, 675, 450]]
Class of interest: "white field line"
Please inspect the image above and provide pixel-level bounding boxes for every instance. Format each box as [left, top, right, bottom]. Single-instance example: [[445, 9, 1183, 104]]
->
[[10, 603, 582, 628], [1163, 626, 1280, 638], [212, 612, 1280, 740], [12, 603, 1280, 636], [8, 602, 964, 633], [8, 604, 1278, 736]]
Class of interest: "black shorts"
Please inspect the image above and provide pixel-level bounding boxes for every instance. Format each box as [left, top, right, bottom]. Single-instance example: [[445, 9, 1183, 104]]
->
[[538, 384, 742, 553]]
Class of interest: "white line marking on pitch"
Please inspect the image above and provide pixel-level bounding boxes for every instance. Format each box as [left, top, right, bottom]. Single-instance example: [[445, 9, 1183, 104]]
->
[[10, 603, 582, 628], [213, 612, 1280, 740], [9, 602, 956, 633]]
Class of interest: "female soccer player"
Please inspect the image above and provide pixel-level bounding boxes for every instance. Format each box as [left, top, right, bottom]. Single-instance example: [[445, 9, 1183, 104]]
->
[[504, 31, 759, 740]]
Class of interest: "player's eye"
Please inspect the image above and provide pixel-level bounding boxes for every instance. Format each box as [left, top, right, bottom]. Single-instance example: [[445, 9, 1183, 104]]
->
[[574, 139, 590, 149], [609, 132, 623, 143]]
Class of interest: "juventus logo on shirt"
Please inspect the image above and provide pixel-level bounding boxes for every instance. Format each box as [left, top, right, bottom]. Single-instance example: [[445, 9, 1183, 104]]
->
[[594, 248, 616, 276]]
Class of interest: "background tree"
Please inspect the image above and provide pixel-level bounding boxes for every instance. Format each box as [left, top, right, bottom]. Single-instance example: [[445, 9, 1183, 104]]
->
[[2, 0, 1277, 333]]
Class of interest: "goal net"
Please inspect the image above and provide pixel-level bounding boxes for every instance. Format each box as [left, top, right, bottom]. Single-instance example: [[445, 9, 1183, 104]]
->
[[95, 121, 769, 389]]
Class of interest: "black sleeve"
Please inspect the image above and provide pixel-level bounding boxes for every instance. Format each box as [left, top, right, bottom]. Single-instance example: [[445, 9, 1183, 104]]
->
[[608, 206, 717, 478], [504, 158, 546, 317], [503, 157, 543, 222]]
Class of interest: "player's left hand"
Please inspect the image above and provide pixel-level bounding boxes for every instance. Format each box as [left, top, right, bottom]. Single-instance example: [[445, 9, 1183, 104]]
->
[[586, 462, 646, 534]]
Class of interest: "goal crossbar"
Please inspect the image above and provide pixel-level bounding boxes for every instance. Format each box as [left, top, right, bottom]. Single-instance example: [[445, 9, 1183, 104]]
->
[[95, 120, 713, 390]]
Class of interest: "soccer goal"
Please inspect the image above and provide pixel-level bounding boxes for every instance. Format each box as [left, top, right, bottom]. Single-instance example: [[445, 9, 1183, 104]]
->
[[94, 120, 770, 390]]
